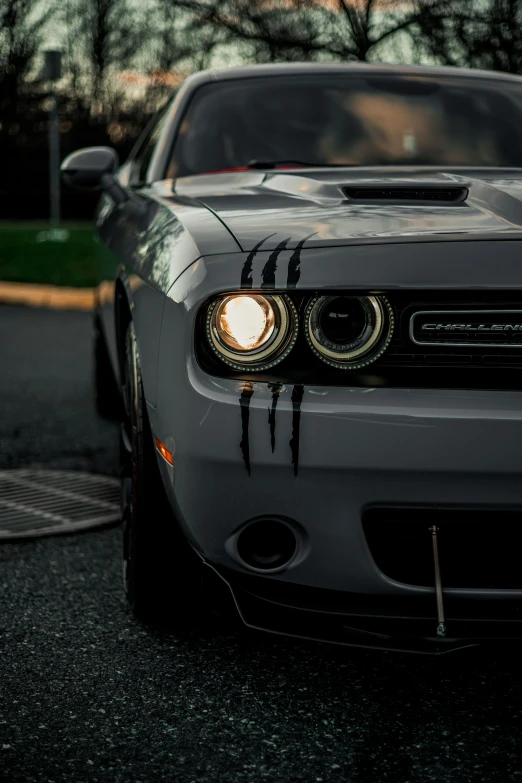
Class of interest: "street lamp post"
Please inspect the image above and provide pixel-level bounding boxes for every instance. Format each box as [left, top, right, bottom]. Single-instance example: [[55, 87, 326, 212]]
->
[[44, 50, 62, 229]]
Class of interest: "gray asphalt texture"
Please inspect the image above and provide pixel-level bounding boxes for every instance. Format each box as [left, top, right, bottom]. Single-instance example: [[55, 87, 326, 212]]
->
[[1, 305, 522, 783]]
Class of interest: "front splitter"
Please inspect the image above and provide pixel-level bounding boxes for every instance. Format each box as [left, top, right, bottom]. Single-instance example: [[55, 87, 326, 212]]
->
[[199, 562, 499, 655]]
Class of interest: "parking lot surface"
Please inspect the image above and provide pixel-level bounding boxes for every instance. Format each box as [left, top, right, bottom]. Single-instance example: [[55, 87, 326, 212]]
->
[[1, 305, 522, 783]]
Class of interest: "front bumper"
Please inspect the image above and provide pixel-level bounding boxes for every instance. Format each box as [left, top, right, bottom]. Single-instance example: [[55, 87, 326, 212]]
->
[[152, 354, 522, 648], [146, 242, 522, 649]]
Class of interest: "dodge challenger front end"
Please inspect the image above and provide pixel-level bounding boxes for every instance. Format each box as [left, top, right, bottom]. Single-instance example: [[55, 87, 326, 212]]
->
[[61, 63, 522, 652]]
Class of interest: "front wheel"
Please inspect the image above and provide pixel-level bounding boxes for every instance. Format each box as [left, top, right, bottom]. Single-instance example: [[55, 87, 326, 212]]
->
[[121, 322, 203, 628]]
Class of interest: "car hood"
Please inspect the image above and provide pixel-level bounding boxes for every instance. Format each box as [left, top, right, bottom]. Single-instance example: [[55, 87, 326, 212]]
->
[[175, 169, 522, 251]]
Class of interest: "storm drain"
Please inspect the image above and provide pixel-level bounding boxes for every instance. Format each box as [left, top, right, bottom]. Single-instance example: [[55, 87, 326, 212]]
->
[[0, 470, 120, 540]]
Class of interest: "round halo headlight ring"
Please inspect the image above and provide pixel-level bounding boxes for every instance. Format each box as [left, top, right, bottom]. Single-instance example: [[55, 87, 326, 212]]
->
[[305, 294, 394, 370], [206, 293, 298, 372]]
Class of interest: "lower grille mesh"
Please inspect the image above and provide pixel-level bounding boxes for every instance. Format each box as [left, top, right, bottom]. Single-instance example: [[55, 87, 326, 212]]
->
[[363, 507, 522, 589]]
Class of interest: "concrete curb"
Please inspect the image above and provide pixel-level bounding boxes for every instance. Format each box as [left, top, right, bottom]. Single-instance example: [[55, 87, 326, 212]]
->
[[0, 281, 95, 311]]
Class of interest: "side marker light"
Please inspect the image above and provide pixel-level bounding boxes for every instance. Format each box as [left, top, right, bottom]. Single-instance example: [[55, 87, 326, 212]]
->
[[155, 436, 173, 465]]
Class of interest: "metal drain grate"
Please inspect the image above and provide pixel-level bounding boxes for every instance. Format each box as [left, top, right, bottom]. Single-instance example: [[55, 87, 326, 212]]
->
[[0, 470, 120, 540]]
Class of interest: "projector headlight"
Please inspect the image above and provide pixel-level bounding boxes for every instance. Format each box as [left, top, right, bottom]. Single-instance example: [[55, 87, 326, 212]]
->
[[305, 294, 393, 369], [206, 293, 297, 371]]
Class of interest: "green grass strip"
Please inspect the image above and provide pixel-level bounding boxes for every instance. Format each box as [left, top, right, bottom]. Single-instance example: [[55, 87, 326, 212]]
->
[[0, 222, 116, 288]]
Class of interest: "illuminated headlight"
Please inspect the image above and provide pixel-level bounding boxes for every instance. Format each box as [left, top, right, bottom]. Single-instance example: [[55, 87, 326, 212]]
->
[[305, 294, 394, 369], [206, 293, 297, 371]]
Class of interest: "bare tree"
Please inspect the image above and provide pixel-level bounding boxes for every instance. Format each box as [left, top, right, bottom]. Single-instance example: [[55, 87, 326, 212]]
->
[[0, 0, 52, 180], [163, 0, 442, 64], [0, 0, 52, 117], [63, 0, 150, 112], [149, 0, 212, 73], [412, 0, 522, 73], [0, 0, 51, 75], [0, 0, 53, 217]]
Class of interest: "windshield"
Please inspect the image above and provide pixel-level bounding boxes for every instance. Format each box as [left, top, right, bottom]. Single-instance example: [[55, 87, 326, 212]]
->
[[168, 74, 522, 177]]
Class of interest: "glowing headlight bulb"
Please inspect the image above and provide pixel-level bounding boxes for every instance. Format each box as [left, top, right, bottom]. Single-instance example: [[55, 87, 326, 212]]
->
[[217, 295, 275, 351]]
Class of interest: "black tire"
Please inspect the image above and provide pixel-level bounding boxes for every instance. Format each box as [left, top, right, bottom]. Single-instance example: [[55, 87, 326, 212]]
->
[[121, 322, 203, 628], [94, 315, 122, 420]]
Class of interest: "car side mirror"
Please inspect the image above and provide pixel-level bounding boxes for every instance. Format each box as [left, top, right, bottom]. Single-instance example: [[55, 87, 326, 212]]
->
[[61, 146, 119, 191]]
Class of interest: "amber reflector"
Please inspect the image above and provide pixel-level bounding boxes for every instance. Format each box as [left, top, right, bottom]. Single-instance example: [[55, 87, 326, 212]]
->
[[155, 437, 173, 465]]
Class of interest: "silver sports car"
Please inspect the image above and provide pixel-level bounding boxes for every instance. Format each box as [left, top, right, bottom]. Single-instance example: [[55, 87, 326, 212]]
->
[[62, 63, 522, 653]]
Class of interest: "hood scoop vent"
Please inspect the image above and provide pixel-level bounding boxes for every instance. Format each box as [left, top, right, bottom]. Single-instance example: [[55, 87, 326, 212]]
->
[[343, 186, 468, 204]]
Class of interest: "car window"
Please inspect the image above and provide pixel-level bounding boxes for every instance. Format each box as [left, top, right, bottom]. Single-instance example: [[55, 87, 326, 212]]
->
[[167, 74, 522, 177], [129, 105, 170, 186]]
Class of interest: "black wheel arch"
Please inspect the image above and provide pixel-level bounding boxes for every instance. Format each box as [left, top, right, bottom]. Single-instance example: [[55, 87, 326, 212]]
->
[[115, 275, 133, 388]]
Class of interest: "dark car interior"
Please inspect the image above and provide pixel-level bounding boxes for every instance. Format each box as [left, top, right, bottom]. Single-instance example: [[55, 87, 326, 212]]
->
[[168, 74, 522, 177]]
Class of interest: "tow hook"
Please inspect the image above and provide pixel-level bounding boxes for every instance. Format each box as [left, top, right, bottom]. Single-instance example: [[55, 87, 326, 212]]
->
[[429, 525, 446, 638]]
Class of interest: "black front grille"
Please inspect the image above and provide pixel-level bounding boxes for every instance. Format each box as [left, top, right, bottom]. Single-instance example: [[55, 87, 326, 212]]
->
[[363, 507, 522, 589], [380, 291, 522, 373], [411, 318, 522, 348]]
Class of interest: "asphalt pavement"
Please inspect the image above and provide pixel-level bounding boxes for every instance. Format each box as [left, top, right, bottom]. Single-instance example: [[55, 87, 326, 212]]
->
[[1, 305, 522, 783]]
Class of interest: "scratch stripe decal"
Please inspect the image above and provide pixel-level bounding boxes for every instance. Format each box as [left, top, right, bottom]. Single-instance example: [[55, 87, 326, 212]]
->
[[239, 384, 254, 475], [287, 233, 317, 289], [267, 383, 282, 453], [261, 238, 291, 289], [241, 234, 276, 289], [289, 384, 304, 477]]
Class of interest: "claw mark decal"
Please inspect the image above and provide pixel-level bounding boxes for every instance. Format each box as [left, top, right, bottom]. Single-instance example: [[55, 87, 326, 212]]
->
[[261, 237, 291, 289], [267, 383, 283, 453], [289, 384, 304, 476], [239, 383, 255, 475], [287, 233, 317, 289], [241, 234, 276, 289]]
